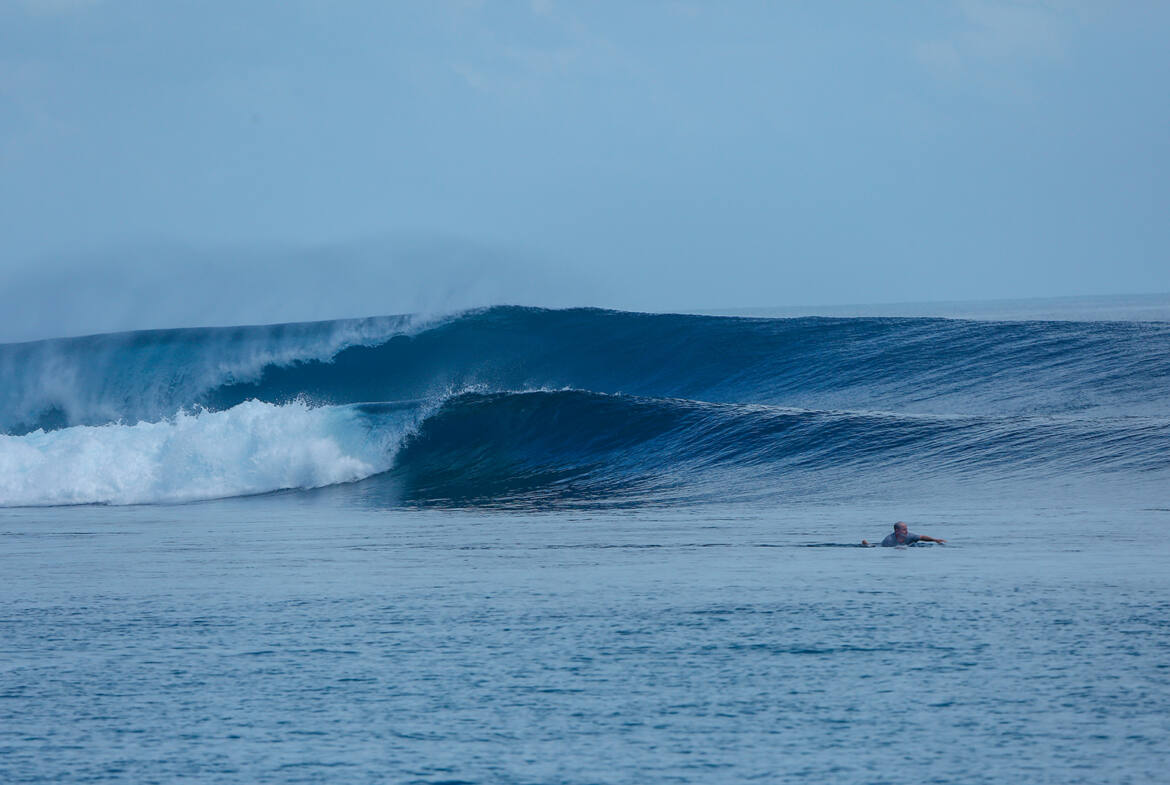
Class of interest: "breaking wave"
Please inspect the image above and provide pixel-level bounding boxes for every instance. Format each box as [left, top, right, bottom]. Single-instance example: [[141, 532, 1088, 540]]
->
[[2, 307, 1168, 507]]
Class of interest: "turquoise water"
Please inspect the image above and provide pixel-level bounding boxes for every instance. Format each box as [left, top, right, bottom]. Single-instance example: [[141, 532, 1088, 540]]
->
[[3, 497, 1168, 784]]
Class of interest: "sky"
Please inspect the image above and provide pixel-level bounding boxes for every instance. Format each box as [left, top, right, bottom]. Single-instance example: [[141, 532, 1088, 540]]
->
[[1, 0, 1168, 340]]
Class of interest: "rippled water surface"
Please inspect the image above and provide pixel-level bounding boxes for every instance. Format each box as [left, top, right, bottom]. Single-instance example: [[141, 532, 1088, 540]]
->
[[3, 498, 1168, 784]]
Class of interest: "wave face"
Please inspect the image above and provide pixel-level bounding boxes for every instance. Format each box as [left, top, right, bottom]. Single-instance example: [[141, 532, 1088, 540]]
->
[[2, 306, 1168, 507]]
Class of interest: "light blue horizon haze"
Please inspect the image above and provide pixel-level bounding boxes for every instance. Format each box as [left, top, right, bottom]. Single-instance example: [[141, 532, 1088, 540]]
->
[[1, 0, 1168, 340]]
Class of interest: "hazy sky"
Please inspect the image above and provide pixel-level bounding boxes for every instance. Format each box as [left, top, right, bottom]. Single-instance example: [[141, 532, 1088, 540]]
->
[[2, 0, 1168, 339]]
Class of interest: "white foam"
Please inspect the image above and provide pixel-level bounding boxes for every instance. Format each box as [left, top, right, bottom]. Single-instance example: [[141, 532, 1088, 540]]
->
[[0, 399, 410, 506]]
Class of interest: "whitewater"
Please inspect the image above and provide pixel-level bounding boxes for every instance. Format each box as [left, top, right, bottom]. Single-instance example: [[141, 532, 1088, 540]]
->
[[3, 304, 1170, 784]]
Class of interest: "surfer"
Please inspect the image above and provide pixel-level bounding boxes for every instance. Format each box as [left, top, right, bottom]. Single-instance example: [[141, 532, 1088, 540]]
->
[[861, 521, 946, 547]]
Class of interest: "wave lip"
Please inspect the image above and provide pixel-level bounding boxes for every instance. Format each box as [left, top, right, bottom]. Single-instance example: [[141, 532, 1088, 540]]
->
[[0, 399, 417, 507], [0, 311, 439, 435], [5, 306, 1170, 438], [203, 306, 1170, 419]]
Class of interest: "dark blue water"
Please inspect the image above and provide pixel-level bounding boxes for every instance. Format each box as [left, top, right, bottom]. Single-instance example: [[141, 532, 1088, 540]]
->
[[2, 306, 1169, 782], [4, 500, 1168, 784]]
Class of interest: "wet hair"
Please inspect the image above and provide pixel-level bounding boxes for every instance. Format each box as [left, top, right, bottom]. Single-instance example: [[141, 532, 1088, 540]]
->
[[894, 521, 908, 530]]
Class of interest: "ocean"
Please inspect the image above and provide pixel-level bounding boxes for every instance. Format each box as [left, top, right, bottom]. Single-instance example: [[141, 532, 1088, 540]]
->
[[2, 305, 1169, 783]]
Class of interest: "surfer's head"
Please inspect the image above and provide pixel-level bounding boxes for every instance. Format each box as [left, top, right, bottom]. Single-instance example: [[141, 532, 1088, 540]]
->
[[893, 521, 908, 532]]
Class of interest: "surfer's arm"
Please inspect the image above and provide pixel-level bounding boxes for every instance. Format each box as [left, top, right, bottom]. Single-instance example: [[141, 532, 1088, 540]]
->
[[917, 535, 946, 544]]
